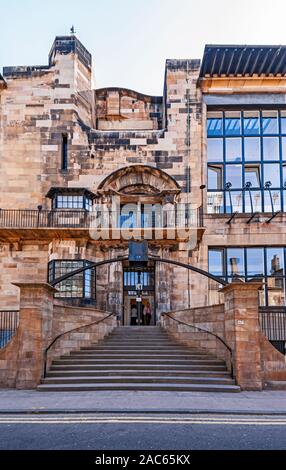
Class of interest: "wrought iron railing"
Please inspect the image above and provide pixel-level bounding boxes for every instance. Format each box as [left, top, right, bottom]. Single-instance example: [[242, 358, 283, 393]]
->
[[259, 307, 286, 341], [162, 312, 233, 378], [0, 207, 204, 229], [0, 310, 19, 349]]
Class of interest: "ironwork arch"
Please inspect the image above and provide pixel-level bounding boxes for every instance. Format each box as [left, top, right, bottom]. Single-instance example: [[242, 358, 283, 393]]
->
[[50, 256, 228, 287]]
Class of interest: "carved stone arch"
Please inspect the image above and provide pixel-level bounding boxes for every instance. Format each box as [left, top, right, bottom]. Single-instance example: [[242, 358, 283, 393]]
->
[[97, 165, 181, 195]]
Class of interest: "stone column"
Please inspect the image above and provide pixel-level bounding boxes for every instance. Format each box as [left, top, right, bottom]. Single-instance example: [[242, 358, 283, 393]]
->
[[221, 281, 263, 391], [12, 282, 57, 389]]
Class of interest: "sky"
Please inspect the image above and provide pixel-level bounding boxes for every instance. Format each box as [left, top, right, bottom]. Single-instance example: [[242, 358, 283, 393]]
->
[[1, 0, 286, 95]]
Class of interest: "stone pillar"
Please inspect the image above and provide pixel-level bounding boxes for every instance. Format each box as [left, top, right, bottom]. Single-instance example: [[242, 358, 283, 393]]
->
[[221, 281, 263, 391], [12, 282, 57, 389]]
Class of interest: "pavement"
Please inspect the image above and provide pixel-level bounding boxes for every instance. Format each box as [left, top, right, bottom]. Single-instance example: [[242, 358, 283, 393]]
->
[[1, 389, 286, 415]]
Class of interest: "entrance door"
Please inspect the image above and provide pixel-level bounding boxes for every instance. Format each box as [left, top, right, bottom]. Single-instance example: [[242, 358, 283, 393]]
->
[[123, 266, 155, 326], [127, 297, 154, 326]]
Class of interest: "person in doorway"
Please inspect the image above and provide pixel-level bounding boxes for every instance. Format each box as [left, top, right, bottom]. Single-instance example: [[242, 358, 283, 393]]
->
[[144, 302, 152, 325], [130, 305, 137, 325]]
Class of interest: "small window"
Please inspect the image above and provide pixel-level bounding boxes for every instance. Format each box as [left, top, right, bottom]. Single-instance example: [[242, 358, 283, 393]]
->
[[225, 138, 242, 162], [61, 134, 68, 170], [208, 165, 223, 190]]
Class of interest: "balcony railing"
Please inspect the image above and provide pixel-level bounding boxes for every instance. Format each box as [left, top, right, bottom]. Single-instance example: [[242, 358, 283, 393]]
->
[[0, 310, 19, 349], [0, 208, 204, 229]]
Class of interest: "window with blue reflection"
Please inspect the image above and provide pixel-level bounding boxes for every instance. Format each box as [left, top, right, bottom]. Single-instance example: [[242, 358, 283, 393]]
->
[[207, 138, 223, 162], [263, 163, 281, 187], [226, 165, 242, 188], [225, 191, 243, 213], [244, 137, 261, 161], [208, 249, 224, 277], [245, 191, 262, 212], [267, 248, 284, 276], [227, 248, 245, 277], [243, 111, 260, 135], [245, 166, 261, 187], [282, 137, 286, 160], [262, 111, 278, 134], [225, 138, 242, 162], [263, 137, 279, 161], [207, 112, 223, 136], [264, 190, 281, 212], [246, 248, 264, 277], [225, 112, 241, 136], [208, 165, 223, 189], [281, 111, 286, 134], [283, 164, 286, 187]]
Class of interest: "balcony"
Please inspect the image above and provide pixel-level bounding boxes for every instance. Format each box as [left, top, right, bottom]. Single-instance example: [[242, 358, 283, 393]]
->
[[0, 207, 205, 244]]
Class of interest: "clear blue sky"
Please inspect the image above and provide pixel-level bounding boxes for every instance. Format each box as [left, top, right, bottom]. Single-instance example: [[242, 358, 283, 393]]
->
[[1, 0, 286, 95]]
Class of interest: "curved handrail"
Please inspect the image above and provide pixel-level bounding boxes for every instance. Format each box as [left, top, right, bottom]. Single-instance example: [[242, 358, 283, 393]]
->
[[162, 312, 234, 379], [43, 311, 116, 378]]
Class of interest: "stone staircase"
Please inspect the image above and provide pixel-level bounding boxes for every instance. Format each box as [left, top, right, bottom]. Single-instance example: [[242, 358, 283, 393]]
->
[[38, 326, 240, 392]]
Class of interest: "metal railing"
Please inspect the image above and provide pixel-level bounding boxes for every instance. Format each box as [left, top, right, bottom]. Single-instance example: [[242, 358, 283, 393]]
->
[[162, 312, 234, 378], [0, 310, 19, 349], [0, 207, 204, 230], [43, 311, 116, 377], [259, 307, 286, 341]]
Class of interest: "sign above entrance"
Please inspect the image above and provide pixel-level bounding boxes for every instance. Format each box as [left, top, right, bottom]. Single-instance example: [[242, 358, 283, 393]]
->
[[128, 240, 148, 266]]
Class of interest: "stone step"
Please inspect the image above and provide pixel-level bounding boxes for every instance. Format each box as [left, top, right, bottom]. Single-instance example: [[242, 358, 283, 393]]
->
[[50, 363, 227, 371], [42, 375, 236, 385], [46, 369, 231, 378], [37, 383, 241, 393], [72, 351, 213, 358], [65, 353, 218, 360], [53, 358, 225, 365], [79, 347, 207, 353]]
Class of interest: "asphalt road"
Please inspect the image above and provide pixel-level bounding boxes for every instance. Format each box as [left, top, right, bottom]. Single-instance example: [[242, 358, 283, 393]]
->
[[0, 414, 285, 450]]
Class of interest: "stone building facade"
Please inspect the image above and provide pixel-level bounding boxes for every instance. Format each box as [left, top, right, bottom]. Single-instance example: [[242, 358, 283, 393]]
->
[[0, 37, 286, 353]]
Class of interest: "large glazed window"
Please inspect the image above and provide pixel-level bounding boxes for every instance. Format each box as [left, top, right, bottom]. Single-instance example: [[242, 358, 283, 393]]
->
[[208, 247, 286, 306], [48, 260, 95, 300], [207, 109, 286, 213]]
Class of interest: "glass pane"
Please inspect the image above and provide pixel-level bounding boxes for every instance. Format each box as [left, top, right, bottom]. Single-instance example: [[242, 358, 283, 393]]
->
[[267, 278, 285, 306], [243, 111, 260, 135], [244, 137, 261, 161], [225, 164, 242, 188], [225, 138, 242, 162], [263, 163, 280, 187], [207, 138, 223, 162], [263, 137, 279, 160], [264, 190, 281, 211], [281, 111, 286, 134], [208, 249, 224, 276], [282, 137, 286, 161], [207, 111, 223, 137], [262, 110, 278, 134], [283, 164, 286, 187], [225, 111, 241, 136], [246, 248, 264, 277], [227, 248, 245, 277], [245, 190, 262, 212], [226, 191, 243, 213], [245, 166, 261, 187], [267, 248, 284, 276], [207, 191, 224, 214], [208, 165, 223, 189]]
